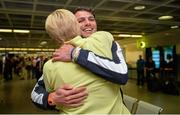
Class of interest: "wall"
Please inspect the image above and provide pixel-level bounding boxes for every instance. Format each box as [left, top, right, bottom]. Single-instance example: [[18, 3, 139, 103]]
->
[[145, 30, 180, 82], [117, 42, 144, 79], [117, 29, 180, 81], [120, 42, 144, 68]]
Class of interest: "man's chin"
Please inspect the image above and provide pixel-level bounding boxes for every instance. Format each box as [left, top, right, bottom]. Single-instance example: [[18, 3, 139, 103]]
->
[[82, 33, 93, 37]]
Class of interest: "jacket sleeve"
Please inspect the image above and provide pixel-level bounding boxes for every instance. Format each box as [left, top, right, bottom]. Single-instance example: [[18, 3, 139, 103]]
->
[[76, 41, 128, 85], [31, 75, 55, 109]]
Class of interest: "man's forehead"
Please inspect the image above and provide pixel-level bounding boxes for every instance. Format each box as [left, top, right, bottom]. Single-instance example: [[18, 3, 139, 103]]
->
[[75, 10, 93, 15], [76, 15, 94, 19]]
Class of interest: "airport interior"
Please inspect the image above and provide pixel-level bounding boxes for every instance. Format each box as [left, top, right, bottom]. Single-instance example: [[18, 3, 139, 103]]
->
[[0, 0, 180, 114]]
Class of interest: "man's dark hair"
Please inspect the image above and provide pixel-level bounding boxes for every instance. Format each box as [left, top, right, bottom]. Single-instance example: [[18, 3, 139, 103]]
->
[[73, 7, 95, 18]]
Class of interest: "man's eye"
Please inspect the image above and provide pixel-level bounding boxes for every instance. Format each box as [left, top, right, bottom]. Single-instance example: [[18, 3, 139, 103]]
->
[[78, 20, 83, 23], [89, 18, 95, 21], [78, 19, 85, 23]]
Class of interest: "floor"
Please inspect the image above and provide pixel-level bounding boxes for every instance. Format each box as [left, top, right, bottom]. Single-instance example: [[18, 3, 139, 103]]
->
[[122, 79, 180, 114], [0, 74, 180, 114]]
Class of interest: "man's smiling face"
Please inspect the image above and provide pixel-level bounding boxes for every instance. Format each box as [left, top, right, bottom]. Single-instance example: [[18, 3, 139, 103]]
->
[[75, 10, 97, 38]]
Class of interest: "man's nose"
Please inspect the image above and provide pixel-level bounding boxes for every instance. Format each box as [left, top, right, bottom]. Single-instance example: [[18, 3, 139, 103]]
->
[[84, 19, 91, 25]]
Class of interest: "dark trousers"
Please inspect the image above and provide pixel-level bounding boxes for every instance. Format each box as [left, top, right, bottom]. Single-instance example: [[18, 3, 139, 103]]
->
[[137, 70, 144, 86]]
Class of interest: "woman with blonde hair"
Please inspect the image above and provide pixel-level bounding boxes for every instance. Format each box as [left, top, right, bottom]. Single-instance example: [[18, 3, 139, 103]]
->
[[44, 9, 130, 114]]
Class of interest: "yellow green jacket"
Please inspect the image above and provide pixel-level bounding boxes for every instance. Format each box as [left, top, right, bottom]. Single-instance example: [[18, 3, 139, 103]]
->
[[43, 31, 130, 114]]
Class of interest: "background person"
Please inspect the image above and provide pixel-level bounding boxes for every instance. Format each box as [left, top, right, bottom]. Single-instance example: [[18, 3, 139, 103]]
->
[[164, 54, 175, 80], [145, 57, 159, 92], [136, 55, 145, 87], [159, 56, 167, 81], [145, 56, 155, 81]]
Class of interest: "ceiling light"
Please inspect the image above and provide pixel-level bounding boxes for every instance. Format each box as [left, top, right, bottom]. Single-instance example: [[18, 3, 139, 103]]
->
[[6, 48, 13, 50], [158, 15, 173, 20], [170, 25, 179, 29], [13, 48, 21, 51], [0, 37, 2, 40], [48, 49, 55, 51], [0, 29, 12, 32], [131, 35, 143, 38], [13, 29, 30, 33], [118, 34, 142, 38], [28, 48, 35, 51], [118, 34, 131, 37], [134, 5, 146, 10], [21, 48, 28, 51], [40, 41, 47, 45], [0, 48, 6, 50], [35, 48, 42, 51]]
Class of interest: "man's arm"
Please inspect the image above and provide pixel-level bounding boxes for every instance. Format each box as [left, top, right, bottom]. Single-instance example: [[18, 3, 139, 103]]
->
[[31, 76, 51, 109], [75, 41, 128, 84], [53, 41, 128, 85], [31, 75, 88, 109]]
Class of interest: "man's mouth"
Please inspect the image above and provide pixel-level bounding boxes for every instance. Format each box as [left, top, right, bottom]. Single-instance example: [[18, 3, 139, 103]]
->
[[83, 28, 93, 32]]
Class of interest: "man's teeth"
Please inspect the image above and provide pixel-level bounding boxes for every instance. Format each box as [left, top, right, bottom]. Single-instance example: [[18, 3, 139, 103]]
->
[[84, 29, 92, 31]]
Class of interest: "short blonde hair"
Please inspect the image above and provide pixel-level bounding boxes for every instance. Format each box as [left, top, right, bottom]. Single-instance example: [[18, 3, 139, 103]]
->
[[45, 9, 80, 46]]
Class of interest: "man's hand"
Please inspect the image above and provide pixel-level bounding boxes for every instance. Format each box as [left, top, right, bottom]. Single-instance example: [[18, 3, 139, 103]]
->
[[48, 84, 88, 107], [52, 44, 75, 62]]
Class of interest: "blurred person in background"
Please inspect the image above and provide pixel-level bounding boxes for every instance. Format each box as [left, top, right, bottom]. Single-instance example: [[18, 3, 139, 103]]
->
[[136, 55, 145, 87]]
